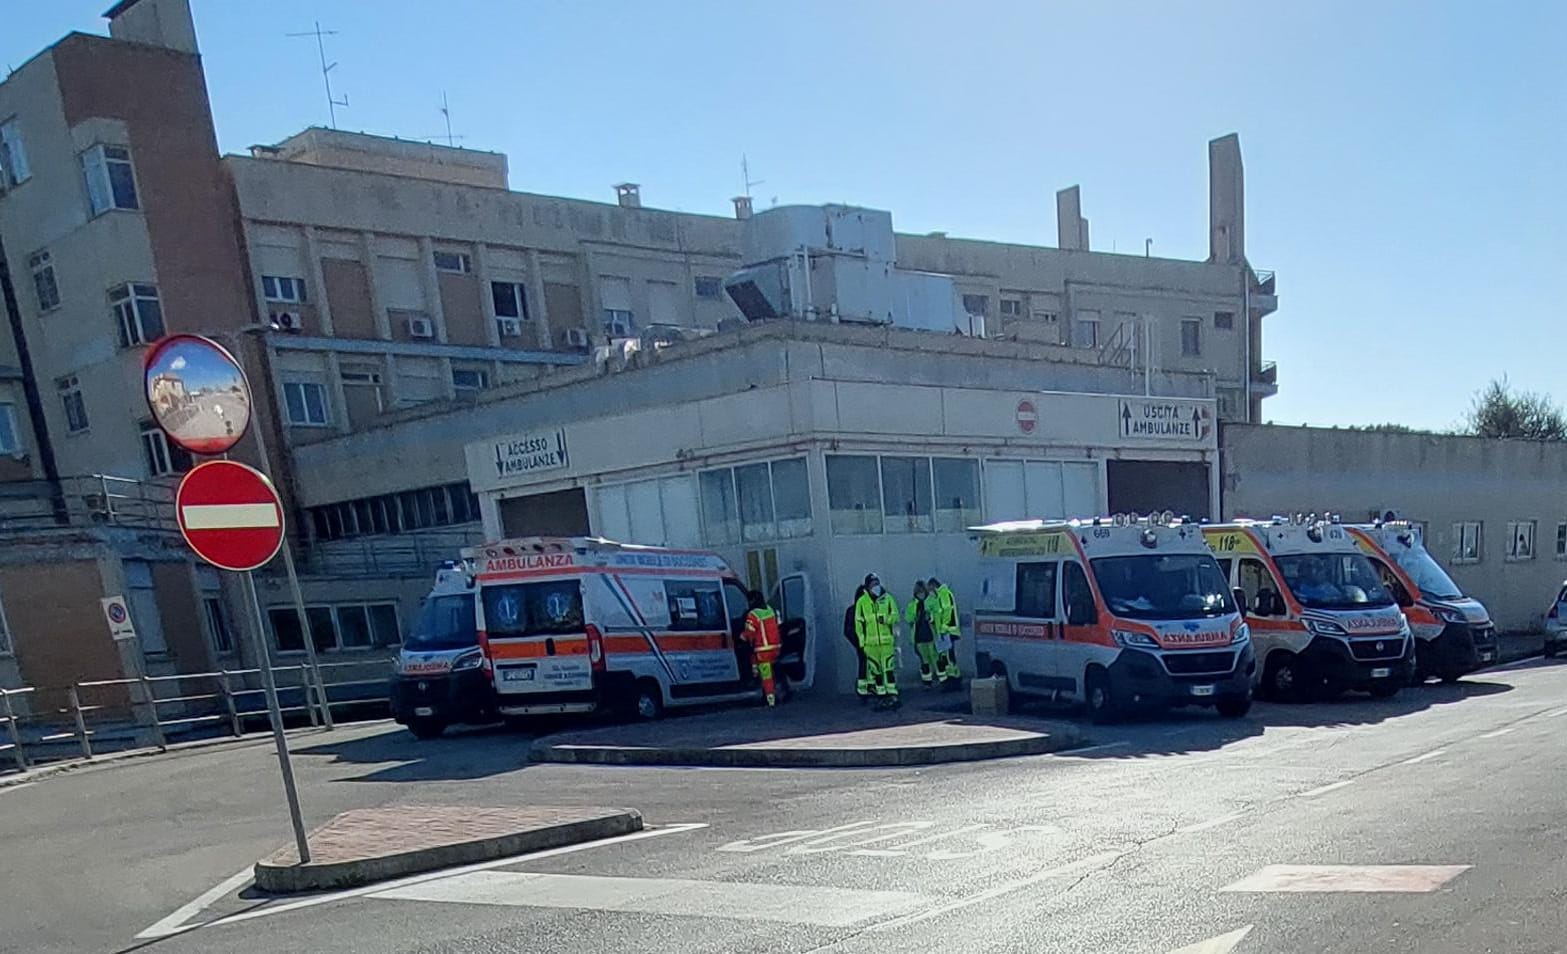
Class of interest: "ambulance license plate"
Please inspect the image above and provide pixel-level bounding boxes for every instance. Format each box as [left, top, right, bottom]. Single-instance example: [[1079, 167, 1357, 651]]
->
[[1371, 667, 1392, 678], [1189, 684, 1215, 697], [1479, 651, 1495, 663], [414, 706, 435, 717], [502, 667, 536, 683]]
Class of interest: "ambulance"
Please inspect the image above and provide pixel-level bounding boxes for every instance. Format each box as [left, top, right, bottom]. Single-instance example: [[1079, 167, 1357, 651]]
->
[[1204, 517, 1415, 701], [971, 515, 1255, 723], [1346, 520, 1497, 683], [467, 536, 814, 720], [389, 562, 492, 739]]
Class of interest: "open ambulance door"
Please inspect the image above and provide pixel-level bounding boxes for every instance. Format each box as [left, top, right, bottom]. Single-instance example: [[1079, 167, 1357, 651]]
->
[[771, 573, 815, 689]]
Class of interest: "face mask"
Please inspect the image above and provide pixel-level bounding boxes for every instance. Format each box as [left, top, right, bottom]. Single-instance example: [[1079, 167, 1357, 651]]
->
[[871, 585, 884, 597]]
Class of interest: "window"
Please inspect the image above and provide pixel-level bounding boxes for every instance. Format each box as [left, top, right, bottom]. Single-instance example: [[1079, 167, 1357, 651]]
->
[[307, 482, 475, 542], [698, 458, 811, 545], [433, 250, 472, 273], [57, 375, 88, 433], [0, 117, 29, 188], [735, 462, 776, 542], [770, 458, 811, 538], [336, 604, 374, 649], [203, 596, 235, 655], [932, 458, 981, 532], [81, 143, 139, 214], [1237, 558, 1277, 610], [28, 250, 58, 312], [961, 294, 990, 317], [111, 283, 165, 346], [826, 455, 884, 534], [665, 581, 727, 632], [261, 276, 307, 303], [1506, 520, 1536, 561], [1181, 318, 1202, 357], [999, 297, 1023, 318], [881, 456, 933, 533], [1063, 562, 1096, 623], [1452, 521, 1482, 564], [139, 422, 190, 477], [1557, 522, 1566, 559], [694, 276, 724, 299], [603, 309, 635, 337], [283, 381, 330, 426], [700, 469, 739, 545], [1073, 310, 1100, 349], [269, 602, 398, 652], [452, 367, 490, 393], [491, 281, 529, 319], [1214, 310, 1235, 331], [1015, 562, 1057, 618], [0, 404, 19, 455], [0, 584, 12, 656], [481, 580, 584, 638]]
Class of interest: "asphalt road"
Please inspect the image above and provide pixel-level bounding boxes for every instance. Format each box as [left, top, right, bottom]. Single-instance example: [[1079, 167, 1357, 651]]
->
[[6, 658, 1567, 954]]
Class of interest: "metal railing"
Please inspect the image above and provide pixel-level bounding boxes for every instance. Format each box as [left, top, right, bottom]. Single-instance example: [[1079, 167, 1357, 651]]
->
[[292, 528, 483, 578], [1251, 268, 1276, 295], [0, 661, 392, 774], [0, 474, 178, 534]]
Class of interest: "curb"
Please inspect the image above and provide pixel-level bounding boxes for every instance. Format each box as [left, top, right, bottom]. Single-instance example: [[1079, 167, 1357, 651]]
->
[[253, 808, 643, 894], [530, 730, 1084, 768]]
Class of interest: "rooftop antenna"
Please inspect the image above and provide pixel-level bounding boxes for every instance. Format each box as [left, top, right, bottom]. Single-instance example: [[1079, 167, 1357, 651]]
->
[[417, 92, 467, 146], [287, 21, 349, 128], [741, 154, 764, 199]]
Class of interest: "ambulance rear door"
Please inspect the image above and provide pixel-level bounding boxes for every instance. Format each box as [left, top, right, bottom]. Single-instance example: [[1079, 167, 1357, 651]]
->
[[478, 575, 593, 699], [770, 572, 815, 688]]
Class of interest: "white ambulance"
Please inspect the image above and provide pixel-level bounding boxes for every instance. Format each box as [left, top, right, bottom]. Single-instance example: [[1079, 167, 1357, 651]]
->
[[389, 562, 492, 739], [467, 537, 815, 720], [1204, 516, 1415, 700], [972, 516, 1255, 723]]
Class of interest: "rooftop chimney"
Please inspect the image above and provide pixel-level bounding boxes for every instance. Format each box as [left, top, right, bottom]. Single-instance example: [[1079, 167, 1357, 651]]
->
[[105, 0, 198, 55], [614, 183, 642, 209], [1208, 133, 1245, 264], [1056, 186, 1089, 251], [732, 196, 753, 220]]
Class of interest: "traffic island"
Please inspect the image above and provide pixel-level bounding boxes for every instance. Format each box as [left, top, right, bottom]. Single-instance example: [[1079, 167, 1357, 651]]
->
[[531, 699, 1084, 768], [253, 805, 642, 894]]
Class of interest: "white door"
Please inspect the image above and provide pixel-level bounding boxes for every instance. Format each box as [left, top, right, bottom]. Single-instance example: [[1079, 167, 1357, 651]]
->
[[770, 573, 815, 689]]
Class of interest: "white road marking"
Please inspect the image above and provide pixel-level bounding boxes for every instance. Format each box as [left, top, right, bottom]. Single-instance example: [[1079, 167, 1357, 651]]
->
[[1168, 925, 1254, 954], [1400, 749, 1447, 765], [1544, 706, 1567, 719], [1222, 864, 1470, 893], [1478, 726, 1516, 739], [1056, 741, 1130, 756], [717, 821, 876, 853], [849, 823, 987, 857], [135, 822, 708, 939], [372, 871, 930, 927], [1297, 779, 1354, 798], [135, 868, 254, 940], [180, 502, 279, 529], [871, 850, 1124, 932], [1176, 811, 1246, 834]]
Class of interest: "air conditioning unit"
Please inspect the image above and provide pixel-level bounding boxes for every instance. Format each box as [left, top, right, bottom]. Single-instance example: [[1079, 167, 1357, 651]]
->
[[564, 328, 590, 348], [496, 317, 523, 337], [406, 316, 435, 339], [270, 310, 302, 333]]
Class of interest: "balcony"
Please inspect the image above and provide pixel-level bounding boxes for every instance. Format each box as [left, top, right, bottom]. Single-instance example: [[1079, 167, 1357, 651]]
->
[[0, 475, 177, 536], [1252, 360, 1279, 396], [1249, 268, 1278, 316]]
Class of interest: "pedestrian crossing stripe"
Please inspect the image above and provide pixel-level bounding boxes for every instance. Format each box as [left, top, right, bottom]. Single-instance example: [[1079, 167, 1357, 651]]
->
[[1222, 864, 1470, 893]]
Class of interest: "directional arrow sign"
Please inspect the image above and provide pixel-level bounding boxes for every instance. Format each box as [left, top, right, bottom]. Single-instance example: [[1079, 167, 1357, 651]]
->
[[1168, 925, 1253, 954], [175, 460, 285, 572]]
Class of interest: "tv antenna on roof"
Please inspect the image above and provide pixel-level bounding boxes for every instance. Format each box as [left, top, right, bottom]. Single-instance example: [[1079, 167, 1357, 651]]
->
[[287, 21, 349, 128], [418, 91, 467, 147], [741, 154, 764, 199]]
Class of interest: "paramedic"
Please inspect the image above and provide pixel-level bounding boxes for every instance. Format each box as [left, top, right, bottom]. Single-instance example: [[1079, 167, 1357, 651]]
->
[[743, 590, 783, 707], [855, 573, 901, 706], [929, 576, 962, 682], [844, 584, 869, 700], [905, 581, 941, 687]]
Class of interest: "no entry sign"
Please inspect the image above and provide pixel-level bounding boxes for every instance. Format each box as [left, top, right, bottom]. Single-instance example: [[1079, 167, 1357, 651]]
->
[[1016, 398, 1038, 434], [175, 460, 286, 571]]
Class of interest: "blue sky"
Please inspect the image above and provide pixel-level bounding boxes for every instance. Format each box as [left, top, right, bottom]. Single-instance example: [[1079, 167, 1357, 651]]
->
[[7, 1, 1563, 430]]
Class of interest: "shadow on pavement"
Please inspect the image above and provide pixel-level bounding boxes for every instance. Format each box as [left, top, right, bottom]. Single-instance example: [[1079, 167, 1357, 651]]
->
[[292, 722, 543, 783], [1043, 677, 1517, 761]]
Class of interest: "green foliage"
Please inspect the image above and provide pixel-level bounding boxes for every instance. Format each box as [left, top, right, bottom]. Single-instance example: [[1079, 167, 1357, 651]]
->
[[1465, 378, 1567, 441]]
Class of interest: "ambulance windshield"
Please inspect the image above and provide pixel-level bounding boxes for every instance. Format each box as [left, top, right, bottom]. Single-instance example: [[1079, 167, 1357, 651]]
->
[[1274, 552, 1395, 609], [405, 593, 477, 651], [1389, 546, 1464, 600], [1090, 554, 1235, 620]]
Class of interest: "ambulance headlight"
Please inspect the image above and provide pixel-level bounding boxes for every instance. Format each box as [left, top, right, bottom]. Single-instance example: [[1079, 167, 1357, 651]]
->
[[1112, 629, 1160, 650], [451, 649, 485, 672], [1232, 623, 1250, 646], [1434, 605, 1466, 625], [1303, 617, 1347, 637]]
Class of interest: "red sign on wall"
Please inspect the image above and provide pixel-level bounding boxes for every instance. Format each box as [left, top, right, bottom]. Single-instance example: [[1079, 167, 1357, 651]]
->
[[1016, 398, 1038, 434]]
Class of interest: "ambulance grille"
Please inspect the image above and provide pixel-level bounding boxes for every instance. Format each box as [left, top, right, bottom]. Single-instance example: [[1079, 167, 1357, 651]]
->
[[1161, 651, 1235, 676]]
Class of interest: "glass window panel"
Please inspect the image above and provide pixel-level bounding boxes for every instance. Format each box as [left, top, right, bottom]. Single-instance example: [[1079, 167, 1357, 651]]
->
[[932, 458, 981, 532], [770, 458, 812, 538], [336, 604, 373, 648], [826, 455, 883, 534], [369, 604, 401, 646], [699, 469, 738, 545], [735, 462, 776, 542], [880, 456, 932, 533]]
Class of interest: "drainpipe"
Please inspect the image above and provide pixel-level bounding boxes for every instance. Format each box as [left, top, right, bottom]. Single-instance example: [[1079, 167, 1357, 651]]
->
[[0, 231, 67, 523], [1242, 264, 1252, 421]]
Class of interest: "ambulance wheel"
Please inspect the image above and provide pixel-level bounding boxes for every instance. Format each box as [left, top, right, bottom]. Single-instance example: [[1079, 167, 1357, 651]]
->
[[1215, 695, 1252, 719], [1263, 653, 1300, 702], [407, 718, 447, 740], [974, 652, 994, 677], [1084, 668, 1119, 724], [631, 680, 664, 721]]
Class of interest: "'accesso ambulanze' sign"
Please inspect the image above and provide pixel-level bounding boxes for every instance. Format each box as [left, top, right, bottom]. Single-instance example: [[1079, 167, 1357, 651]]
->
[[491, 429, 570, 479]]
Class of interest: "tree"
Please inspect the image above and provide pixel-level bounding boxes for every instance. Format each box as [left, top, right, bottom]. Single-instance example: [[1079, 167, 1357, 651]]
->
[[1465, 378, 1567, 440]]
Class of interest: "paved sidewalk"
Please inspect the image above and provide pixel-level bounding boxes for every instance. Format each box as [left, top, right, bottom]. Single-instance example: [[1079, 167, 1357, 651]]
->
[[254, 805, 642, 893], [530, 693, 1084, 768]]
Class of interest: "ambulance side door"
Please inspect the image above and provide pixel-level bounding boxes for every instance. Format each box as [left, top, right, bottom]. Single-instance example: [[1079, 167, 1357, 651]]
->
[[1010, 559, 1065, 694], [1058, 558, 1101, 698]]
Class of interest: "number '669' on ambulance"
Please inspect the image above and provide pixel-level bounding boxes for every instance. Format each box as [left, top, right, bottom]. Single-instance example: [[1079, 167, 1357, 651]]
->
[[467, 537, 809, 720], [972, 516, 1255, 723], [1204, 517, 1415, 701]]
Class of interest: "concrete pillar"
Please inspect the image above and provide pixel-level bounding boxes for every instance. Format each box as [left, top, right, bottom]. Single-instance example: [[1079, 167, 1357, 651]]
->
[[324, 351, 350, 435], [473, 243, 502, 347], [416, 236, 450, 343], [527, 248, 553, 348], [360, 232, 391, 340], [302, 226, 333, 336], [1056, 186, 1087, 251], [1209, 133, 1245, 264]]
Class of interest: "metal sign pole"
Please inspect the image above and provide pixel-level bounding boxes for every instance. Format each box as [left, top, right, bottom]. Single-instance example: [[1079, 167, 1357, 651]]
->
[[242, 568, 311, 864]]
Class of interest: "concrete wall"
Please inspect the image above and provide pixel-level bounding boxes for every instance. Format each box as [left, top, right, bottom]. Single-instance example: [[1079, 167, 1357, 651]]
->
[[1221, 423, 1567, 632]]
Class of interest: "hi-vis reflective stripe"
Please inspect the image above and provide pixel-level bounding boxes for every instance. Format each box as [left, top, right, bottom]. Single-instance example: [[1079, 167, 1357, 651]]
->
[[181, 503, 280, 530], [488, 638, 589, 660]]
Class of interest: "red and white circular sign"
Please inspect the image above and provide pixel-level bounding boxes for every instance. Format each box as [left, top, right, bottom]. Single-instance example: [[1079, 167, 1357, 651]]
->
[[1016, 398, 1038, 434], [175, 460, 285, 571]]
